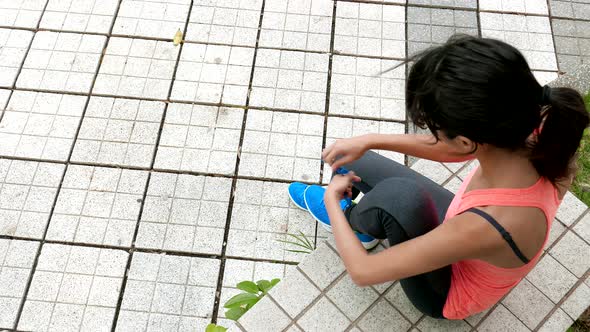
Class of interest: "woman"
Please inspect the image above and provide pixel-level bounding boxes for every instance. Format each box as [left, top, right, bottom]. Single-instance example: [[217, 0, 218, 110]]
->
[[288, 35, 589, 319]]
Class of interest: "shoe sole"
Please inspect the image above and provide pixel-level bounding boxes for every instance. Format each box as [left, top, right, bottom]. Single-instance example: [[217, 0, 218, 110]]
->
[[303, 191, 379, 250], [288, 187, 309, 211]]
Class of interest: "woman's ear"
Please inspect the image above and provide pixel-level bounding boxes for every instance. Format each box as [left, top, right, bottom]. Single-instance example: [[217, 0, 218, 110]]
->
[[455, 135, 477, 154]]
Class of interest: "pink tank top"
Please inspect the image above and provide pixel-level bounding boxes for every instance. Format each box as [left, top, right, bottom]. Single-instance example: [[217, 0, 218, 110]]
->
[[442, 166, 561, 319]]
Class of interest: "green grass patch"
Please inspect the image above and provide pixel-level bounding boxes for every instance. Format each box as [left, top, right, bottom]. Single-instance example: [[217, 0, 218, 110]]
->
[[571, 92, 590, 206]]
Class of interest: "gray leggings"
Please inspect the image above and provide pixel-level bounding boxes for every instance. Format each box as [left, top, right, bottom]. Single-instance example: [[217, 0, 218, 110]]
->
[[341, 151, 454, 319]]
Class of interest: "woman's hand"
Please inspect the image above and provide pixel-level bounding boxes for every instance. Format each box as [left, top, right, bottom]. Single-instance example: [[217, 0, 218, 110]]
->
[[322, 135, 371, 171], [325, 171, 361, 202]]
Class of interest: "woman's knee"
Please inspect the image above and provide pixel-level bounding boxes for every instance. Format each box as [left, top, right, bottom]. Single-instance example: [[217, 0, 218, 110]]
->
[[359, 177, 440, 236]]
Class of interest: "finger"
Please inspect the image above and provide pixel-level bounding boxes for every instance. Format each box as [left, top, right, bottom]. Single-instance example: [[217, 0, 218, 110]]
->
[[324, 148, 339, 166], [345, 171, 361, 183], [331, 155, 352, 171], [321, 143, 333, 159]]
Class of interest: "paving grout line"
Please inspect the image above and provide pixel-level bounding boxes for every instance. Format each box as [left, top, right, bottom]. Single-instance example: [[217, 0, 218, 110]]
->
[[10, 162, 69, 329], [323, 240, 414, 331], [210, 0, 267, 323], [9, 0, 120, 329], [476, 0, 482, 38], [344, 281, 404, 331], [545, 0, 563, 75], [316, 0, 339, 248], [5, 86, 408, 123], [108, 0, 197, 328], [0, 1, 49, 125], [532, 267, 590, 331]]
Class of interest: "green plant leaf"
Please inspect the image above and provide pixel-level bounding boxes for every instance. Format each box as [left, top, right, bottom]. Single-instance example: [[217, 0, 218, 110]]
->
[[205, 323, 227, 332], [287, 232, 312, 249], [225, 307, 247, 321], [224, 293, 259, 309], [276, 239, 313, 250], [270, 278, 281, 287], [298, 231, 314, 249], [256, 279, 272, 293], [244, 298, 260, 310], [285, 249, 313, 254], [236, 281, 259, 294]]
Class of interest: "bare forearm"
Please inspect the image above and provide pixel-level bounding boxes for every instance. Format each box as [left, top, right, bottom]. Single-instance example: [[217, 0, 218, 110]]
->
[[362, 133, 474, 162]]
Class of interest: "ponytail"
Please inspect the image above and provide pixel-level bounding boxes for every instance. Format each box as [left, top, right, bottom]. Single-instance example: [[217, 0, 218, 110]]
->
[[530, 87, 589, 184]]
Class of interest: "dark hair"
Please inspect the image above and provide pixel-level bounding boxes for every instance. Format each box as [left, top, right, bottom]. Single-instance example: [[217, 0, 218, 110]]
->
[[406, 35, 590, 184]]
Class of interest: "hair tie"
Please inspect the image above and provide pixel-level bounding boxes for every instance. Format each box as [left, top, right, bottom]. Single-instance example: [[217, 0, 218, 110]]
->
[[541, 85, 552, 105]]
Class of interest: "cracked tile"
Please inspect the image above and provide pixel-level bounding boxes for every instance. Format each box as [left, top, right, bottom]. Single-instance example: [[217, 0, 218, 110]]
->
[[46, 165, 148, 247], [18, 244, 128, 332], [186, 0, 262, 46], [135, 172, 231, 255], [94, 37, 179, 99], [0, 28, 34, 88], [116, 252, 219, 332], [0, 159, 64, 238], [171, 43, 254, 105], [330, 56, 405, 121], [72, 97, 165, 168], [17, 31, 106, 93], [334, 2, 405, 58], [40, 0, 119, 33], [259, 0, 333, 52], [113, 0, 191, 39], [154, 104, 243, 175], [0, 91, 87, 161], [250, 49, 329, 113], [239, 110, 324, 182]]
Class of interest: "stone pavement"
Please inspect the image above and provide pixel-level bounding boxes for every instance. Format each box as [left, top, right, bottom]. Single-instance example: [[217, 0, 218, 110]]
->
[[0, 0, 588, 331]]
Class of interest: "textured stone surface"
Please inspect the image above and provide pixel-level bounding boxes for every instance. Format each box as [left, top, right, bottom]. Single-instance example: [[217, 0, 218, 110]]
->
[[0, 2, 588, 330], [17, 31, 106, 93], [18, 244, 128, 332], [0, 91, 87, 161], [0, 159, 64, 238]]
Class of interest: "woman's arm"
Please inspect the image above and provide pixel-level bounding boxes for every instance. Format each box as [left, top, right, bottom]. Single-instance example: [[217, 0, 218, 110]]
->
[[326, 192, 499, 286], [364, 133, 475, 163]]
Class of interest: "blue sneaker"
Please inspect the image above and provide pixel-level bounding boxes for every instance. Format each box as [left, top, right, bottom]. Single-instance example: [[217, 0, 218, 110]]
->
[[288, 182, 309, 210], [303, 185, 379, 250]]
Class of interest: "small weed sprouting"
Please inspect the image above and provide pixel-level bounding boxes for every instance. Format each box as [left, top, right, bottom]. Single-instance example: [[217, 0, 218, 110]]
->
[[224, 279, 281, 321], [277, 231, 315, 254]]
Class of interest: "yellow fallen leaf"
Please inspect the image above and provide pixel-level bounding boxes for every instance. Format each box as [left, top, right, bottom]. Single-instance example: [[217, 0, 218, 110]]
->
[[173, 29, 182, 46]]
